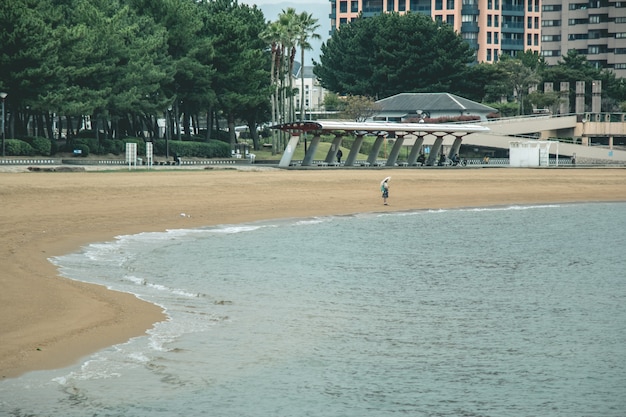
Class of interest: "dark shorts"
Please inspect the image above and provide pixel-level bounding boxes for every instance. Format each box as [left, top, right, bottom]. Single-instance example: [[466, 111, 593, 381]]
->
[[382, 190, 389, 198]]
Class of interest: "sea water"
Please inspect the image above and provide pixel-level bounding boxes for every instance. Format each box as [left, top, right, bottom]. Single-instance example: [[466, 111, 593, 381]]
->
[[1, 202, 626, 417]]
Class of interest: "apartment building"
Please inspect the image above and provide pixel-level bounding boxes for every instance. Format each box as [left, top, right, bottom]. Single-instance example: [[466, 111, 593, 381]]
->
[[329, 0, 541, 63], [541, 0, 626, 78], [329, 0, 625, 77]]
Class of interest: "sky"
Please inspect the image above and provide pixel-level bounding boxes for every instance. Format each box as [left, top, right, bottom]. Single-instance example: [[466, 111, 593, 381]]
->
[[240, 1, 332, 64]]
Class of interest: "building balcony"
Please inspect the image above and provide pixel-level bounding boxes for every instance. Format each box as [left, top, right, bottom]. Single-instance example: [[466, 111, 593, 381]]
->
[[501, 21, 525, 33], [461, 5, 480, 14], [465, 39, 479, 49], [461, 22, 479, 32], [501, 38, 525, 50], [501, 5, 525, 15]]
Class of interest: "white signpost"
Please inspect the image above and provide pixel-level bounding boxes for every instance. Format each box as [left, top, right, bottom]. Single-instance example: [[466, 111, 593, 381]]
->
[[125, 143, 137, 170], [145, 142, 153, 168]]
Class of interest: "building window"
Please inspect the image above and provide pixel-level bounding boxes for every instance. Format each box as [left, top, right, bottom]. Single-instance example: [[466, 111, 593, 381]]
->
[[527, 33, 532, 45], [534, 17, 539, 28], [495, 0, 499, 10], [446, 15, 454, 25], [534, 33, 539, 45], [387, 0, 396, 11], [542, 19, 561, 27], [569, 2, 587, 10], [487, 32, 492, 43], [534, 0, 539, 11], [568, 33, 589, 40], [447, 0, 455, 9], [569, 18, 589, 25], [494, 49, 499, 61], [340, 17, 348, 24], [351, 0, 359, 12], [541, 34, 561, 41], [487, 0, 492, 9], [541, 50, 561, 57], [589, 14, 609, 23], [616, 33, 626, 38], [487, 49, 492, 61], [340, 1, 348, 13], [588, 29, 608, 39], [527, 17, 532, 29], [616, 63, 626, 69], [494, 32, 499, 44], [487, 15, 492, 26], [435, 0, 443, 10], [495, 15, 499, 27], [589, 0, 609, 8], [399, 0, 406, 11], [543, 4, 562, 11], [435, 14, 443, 22]]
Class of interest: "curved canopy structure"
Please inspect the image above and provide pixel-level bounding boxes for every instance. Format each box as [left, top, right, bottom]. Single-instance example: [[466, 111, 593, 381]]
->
[[270, 121, 489, 135], [270, 121, 489, 168]]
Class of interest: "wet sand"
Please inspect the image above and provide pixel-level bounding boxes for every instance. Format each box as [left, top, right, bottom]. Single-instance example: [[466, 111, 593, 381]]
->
[[1, 166, 625, 379]]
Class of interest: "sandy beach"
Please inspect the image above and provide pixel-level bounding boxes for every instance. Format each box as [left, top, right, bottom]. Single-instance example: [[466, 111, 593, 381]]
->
[[1, 166, 625, 379]]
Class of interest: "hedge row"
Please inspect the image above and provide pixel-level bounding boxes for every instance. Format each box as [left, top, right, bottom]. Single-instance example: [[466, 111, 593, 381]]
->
[[1, 137, 231, 158]]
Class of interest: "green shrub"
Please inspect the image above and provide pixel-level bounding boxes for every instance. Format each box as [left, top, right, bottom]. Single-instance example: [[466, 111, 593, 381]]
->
[[71, 138, 100, 154], [5, 139, 36, 156], [73, 143, 90, 157], [101, 139, 125, 155], [23, 137, 52, 156], [152, 139, 230, 158]]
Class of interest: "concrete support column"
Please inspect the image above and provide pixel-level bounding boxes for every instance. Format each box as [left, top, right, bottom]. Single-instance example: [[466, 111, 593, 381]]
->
[[592, 80, 602, 114], [324, 134, 343, 164], [345, 134, 365, 167], [450, 136, 463, 156], [576, 81, 585, 114], [427, 136, 445, 166], [278, 133, 300, 168], [407, 135, 425, 166], [302, 134, 321, 166], [609, 136, 614, 150], [560, 82, 570, 115], [385, 135, 405, 167], [368, 135, 386, 165]]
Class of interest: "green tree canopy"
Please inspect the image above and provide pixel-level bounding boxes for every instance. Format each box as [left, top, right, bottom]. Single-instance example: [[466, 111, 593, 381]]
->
[[203, 0, 271, 149], [313, 12, 474, 98]]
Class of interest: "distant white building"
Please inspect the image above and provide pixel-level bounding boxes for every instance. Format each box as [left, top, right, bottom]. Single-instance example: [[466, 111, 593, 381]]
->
[[293, 62, 327, 119]]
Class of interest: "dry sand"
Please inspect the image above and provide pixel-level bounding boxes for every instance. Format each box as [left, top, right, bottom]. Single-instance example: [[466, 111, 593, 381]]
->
[[1, 166, 625, 379]]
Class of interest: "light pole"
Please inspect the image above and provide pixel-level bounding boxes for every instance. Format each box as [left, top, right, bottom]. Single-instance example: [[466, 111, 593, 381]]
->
[[0, 92, 7, 157]]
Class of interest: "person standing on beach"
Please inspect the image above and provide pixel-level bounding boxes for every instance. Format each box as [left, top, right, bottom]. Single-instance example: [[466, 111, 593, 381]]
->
[[380, 177, 390, 205]]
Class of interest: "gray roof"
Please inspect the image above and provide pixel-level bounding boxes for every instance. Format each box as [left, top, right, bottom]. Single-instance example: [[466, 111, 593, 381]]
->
[[376, 93, 496, 114], [293, 62, 316, 79]]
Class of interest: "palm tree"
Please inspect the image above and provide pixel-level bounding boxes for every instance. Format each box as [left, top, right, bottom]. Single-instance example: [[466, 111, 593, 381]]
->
[[278, 8, 300, 124], [296, 12, 321, 122], [260, 22, 283, 130]]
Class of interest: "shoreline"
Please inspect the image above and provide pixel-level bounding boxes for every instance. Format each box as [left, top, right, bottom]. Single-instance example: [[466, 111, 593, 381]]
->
[[2, 167, 626, 379]]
